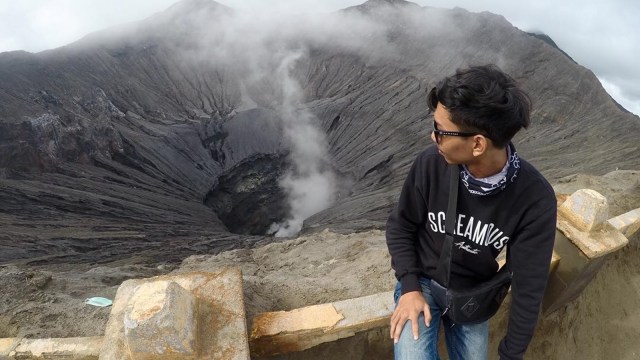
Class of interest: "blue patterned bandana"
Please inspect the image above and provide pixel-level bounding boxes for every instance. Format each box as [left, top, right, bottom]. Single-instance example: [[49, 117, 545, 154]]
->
[[460, 142, 520, 196]]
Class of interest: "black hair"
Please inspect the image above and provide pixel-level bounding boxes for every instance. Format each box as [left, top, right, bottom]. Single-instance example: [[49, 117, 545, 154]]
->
[[427, 64, 531, 148]]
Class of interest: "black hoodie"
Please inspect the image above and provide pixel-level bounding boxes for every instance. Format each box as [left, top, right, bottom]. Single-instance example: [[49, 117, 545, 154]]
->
[[386, 144, 556, 360]]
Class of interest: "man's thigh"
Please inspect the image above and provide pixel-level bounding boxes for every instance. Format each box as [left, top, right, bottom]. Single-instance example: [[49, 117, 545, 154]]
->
[[442, 318, 488, 360], [393, 279, 444, 360]]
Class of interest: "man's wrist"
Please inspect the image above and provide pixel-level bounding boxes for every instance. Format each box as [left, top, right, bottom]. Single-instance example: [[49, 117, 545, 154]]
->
[[400, 273, 420, 294]]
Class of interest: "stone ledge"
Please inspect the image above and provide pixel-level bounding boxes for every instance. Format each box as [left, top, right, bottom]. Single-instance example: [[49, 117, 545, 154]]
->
[[250, 252, 560, 357], [0, 337, 102, 359], [250, 291, 394, 357], [557, 189, 629, 258], [608, 208, 640, 238]]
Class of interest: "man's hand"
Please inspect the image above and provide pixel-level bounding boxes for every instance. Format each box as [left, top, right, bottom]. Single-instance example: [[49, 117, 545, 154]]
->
[[390, 291, 432, 344]]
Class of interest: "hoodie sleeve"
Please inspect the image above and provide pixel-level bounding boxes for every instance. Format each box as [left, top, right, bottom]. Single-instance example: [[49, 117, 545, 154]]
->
[[498, 194, 557, 360], [386, 154, 429, 295]]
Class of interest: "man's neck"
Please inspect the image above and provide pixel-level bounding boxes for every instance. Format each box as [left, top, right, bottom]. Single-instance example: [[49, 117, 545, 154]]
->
[[465, 146, 508, 179]]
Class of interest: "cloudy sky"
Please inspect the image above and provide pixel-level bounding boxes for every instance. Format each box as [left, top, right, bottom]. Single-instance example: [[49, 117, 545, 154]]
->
[[1, 0, 638, 115]]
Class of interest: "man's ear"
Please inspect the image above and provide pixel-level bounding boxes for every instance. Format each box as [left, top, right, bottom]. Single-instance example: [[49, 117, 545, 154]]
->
[[471, 135, 488, 157]]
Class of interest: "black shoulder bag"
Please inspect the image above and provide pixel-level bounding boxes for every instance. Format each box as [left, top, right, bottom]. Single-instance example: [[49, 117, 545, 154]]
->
[[429, 165, 513, 324]]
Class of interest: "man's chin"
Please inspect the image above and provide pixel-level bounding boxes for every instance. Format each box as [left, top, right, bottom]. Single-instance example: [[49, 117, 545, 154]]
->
[[439, 153, 461, 165], [438, 150, 452, 163]]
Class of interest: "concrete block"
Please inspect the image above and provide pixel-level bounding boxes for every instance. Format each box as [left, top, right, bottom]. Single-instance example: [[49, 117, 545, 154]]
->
[[250, 291, 393, 357], [0, 338, 19, 357], [100, 267, 249, 360], [558, 189, 609, 232], [544, 190, 631, 314], [557, 189, 628, 258], [123, 281, 197, 359], [608, 208, 640, 238], [0, 337, 102, 359]]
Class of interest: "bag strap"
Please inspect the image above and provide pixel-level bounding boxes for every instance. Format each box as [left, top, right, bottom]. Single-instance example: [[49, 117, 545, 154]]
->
[[434, 164, 459, 288]]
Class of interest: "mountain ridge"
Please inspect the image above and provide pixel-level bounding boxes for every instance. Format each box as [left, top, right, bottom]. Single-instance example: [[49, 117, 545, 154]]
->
[[0, 0, 638, 263]]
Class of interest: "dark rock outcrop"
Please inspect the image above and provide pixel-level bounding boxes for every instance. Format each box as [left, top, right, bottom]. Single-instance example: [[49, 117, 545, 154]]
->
[[1, 0, 638, 267]]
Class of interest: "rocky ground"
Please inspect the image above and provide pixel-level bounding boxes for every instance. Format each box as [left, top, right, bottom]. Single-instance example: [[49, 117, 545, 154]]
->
[[1, 1, 640, 359], [0, 170, 638, 359]]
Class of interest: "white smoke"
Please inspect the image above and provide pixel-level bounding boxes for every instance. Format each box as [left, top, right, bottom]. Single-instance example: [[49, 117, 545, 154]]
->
[[150, 3, 411, 237], [267, 52, 337, 237]]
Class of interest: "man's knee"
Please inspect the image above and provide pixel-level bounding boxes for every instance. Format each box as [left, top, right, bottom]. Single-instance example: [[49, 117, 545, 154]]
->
[[394, 316, 440, 360]]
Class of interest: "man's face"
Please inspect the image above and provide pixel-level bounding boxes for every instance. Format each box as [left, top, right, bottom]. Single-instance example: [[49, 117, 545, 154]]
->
[[431, 104, 476, 164]]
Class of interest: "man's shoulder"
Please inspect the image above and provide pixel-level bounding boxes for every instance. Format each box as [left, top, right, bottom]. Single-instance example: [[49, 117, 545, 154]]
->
[[516, 157, 555, 203]]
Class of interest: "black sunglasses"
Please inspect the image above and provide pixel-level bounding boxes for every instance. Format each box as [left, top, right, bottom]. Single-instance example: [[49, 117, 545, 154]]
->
[[432, 121, 480, 144]]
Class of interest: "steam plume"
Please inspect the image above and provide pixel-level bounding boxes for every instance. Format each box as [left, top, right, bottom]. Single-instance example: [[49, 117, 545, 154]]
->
[[267, 52, 336, 237]]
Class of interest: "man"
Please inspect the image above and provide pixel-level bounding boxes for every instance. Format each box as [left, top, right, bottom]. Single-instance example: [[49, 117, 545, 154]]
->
[[386, 64, 556, 360]]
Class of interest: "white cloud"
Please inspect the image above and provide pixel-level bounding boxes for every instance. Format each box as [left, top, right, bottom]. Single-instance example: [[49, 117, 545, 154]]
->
[[599, 77, 640, 116], [412, 0, 640, 116], [0, 0, 638, 116], [0, 0, 177, 53]]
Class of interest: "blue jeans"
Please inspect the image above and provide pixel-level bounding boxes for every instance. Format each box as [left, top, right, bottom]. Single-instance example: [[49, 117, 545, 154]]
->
[[393, 278, 488, 360]]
